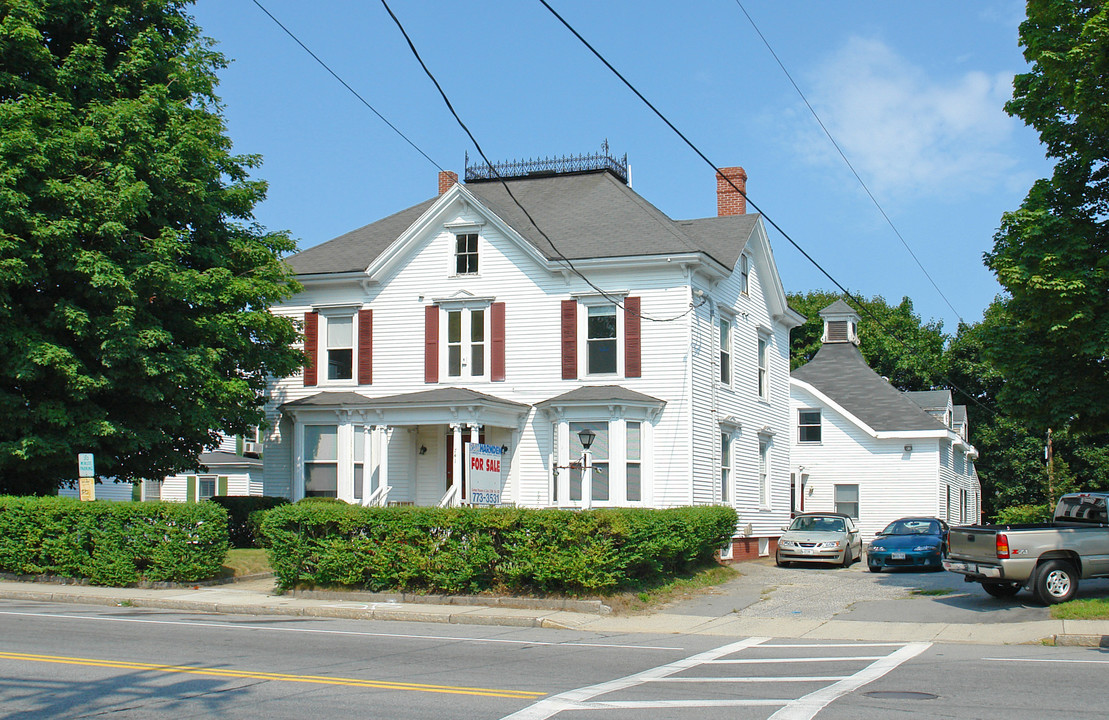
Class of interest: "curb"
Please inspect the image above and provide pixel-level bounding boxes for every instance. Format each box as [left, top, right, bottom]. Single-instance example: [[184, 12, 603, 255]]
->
[[1052, 633, 1109, 648]]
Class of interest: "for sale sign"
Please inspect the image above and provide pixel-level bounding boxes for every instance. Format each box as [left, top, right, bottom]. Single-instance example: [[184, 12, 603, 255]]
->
[[467, 443, 504, 506]]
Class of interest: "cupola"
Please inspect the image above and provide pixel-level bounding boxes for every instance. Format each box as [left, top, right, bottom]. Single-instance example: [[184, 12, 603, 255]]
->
[[818, 299, 860, 345]]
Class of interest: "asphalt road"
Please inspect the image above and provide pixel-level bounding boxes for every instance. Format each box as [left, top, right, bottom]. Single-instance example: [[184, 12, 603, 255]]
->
[[663, 558, 1109, 624], [2, 600, 1108, 719]]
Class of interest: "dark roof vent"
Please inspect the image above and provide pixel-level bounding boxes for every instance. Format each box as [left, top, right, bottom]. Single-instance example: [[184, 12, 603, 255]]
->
[[465, 151, 628, 184], [826, 320, 849, 343]]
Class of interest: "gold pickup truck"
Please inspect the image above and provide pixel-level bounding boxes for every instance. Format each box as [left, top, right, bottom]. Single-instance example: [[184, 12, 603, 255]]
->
[[942, 492, 1109, 605]]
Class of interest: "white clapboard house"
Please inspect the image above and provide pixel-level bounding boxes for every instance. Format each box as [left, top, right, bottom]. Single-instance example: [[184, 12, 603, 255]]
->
[[263, 155, 804, 559], [789, 300, 981, 540]]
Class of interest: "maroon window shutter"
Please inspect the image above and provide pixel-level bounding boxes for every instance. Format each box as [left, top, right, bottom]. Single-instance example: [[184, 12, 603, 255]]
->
[[424, 305, 439, 383], [357, 309, 373, 385], [624, 296, 641, 378], [491, 302, 506, 382], [561, 299, 577, 380], [303, 311, 318, 386]]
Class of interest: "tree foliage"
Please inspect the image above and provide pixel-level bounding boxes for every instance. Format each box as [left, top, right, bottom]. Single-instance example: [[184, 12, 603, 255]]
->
[[983, 0, 1109, 433], [0, 1, 303, 494]]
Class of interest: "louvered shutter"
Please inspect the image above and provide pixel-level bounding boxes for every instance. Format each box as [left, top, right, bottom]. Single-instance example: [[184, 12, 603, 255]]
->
[[624, 296, 641, 378], [424, 305, 439, 383], [561, 300, 577, 379], [217, 476, 228, 496], [491, 302, 506, 382], [358, 309, 373, 384], [186, 476, 197, 503], [303, 311, 319, 386]]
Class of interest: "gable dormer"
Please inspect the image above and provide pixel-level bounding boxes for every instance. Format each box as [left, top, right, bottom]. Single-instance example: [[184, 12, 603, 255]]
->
[[818, 300, 860, 346]]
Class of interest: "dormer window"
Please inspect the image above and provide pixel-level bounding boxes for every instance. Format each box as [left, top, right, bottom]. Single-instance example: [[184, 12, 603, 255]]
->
[[455, 233, 478, 275]]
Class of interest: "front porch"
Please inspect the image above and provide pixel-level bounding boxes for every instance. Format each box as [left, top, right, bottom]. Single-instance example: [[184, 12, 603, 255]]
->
[[281, 388, 528, 507]]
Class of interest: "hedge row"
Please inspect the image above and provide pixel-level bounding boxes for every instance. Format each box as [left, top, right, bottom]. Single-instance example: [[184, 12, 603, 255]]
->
[[0, 496, 229, 585], [260, 504, 737, 595]]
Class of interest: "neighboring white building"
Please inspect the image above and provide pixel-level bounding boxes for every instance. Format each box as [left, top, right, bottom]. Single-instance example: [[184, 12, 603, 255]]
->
[[789, 300, 981, 540], [148, 430, 263, 502], [263, 155, 804, 559]]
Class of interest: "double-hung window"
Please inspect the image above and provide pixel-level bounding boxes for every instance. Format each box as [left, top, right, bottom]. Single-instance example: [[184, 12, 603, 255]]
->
[[570, 421, 609, 502], [198, 476, 216, 501], [719, 318, 731, 385], [835, 484, 859, 519], [758, 438, 770, 507], [757, 334, 769, 400], [326, 315, 354, 381], [587, 304, 618, 375], [798, 409, 821, 443], [455, 233, 478, 275], [720, 433, 732, 503], [447, 308, 486, 378], [740, 254, 749, 294], [304, 425, 338, 498], [626, 422, 642, 502]]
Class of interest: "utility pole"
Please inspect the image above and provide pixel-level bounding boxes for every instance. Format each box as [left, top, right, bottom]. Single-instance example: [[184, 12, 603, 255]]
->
[[1046, 428, 1055, 510]]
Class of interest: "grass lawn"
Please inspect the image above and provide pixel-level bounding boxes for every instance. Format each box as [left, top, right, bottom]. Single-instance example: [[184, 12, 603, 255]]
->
[[1050, 597, 1109, 620], [604, 562, 740, 614], [221, 548, 272, 578]]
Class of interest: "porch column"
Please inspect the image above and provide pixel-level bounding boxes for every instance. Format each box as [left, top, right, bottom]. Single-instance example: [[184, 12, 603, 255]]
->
[[451, 422, 463, 497], [376, 425, 390, 500], [358, 424, 372, 504]]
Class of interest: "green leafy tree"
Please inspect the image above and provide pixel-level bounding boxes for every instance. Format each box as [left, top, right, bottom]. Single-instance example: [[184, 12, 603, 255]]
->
[[0, 1, 303, 494], [983, 0, 1109, 433], [787, 290, 947, 391]]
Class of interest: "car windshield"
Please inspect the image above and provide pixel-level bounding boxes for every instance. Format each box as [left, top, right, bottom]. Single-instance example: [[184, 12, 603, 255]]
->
[[790, 516, 845, 533], [882, 520, 939, 535]]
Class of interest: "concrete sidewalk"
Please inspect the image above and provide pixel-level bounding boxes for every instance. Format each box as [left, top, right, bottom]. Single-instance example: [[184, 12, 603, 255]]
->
[[1, 574, 1106, 647]]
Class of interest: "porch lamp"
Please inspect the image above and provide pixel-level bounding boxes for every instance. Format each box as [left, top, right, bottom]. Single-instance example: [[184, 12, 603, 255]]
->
[[578, 428, 596, 511]]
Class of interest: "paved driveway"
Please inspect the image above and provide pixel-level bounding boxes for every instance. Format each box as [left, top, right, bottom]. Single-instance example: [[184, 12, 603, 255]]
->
[[663, 558, 1109, 624]]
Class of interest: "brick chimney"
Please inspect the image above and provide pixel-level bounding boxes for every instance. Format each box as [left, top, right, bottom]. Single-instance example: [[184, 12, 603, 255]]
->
[[438, 170, 458, 195], [716, 166, 747, 216]]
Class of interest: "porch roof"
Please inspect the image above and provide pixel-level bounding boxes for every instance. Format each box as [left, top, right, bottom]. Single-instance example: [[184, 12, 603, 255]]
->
[[536, 385, 665, 408], [281, 387, 530, 427]]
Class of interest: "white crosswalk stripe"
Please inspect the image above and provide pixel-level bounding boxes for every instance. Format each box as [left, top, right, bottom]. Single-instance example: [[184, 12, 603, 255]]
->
[[502, 638, 931, 720]]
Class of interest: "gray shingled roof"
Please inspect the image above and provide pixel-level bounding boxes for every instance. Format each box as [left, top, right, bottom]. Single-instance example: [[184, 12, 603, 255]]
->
[[197, 451, 262, 469], [905, 390, 952, 411], [286, 199, 437, 275], [791, 343, 949, 433], [537, 385, 664, 407], [819, 299, 858, 317], [282, 171, 757, 276]]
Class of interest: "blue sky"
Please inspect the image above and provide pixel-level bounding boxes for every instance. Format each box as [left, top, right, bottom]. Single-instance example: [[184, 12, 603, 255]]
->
[[190, 0, 1051, 334]]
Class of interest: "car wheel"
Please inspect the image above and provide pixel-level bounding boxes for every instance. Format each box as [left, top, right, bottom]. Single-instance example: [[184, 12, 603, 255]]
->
[[841, 548, 853, 568], [868, 563, 882, 573], [981, 581, 1021, 598], [775, 552, 790, 568], [1032, 560, 1078, 605]]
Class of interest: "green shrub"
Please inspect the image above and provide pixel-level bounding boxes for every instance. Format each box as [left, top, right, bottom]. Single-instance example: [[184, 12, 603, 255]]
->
[[994, 503, 1052, 525], [0, 496, 229, 585], [209, 496, 289, 548], [260, 504, 736, 595]]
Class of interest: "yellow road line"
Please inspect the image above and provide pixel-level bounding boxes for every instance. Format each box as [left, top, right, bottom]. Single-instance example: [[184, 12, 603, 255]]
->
[[0, 651, 546, 699]]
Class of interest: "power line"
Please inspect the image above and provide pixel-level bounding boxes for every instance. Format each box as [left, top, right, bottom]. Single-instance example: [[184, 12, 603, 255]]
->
[[377, 0, 701, 323], [536, 0, 997, 417], [732, 0, 965, 325], [250, 0, 443, 172]]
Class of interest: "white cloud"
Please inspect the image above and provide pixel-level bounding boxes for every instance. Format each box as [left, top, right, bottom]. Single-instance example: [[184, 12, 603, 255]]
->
[[793, 36, 1020, 199]]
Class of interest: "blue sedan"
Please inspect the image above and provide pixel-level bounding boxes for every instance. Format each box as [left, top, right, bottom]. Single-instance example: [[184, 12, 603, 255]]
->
[[866, 517, 949, 572]]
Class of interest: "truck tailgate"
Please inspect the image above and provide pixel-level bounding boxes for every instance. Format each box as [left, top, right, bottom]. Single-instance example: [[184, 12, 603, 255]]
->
[[947, 526, 1000, 564]]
